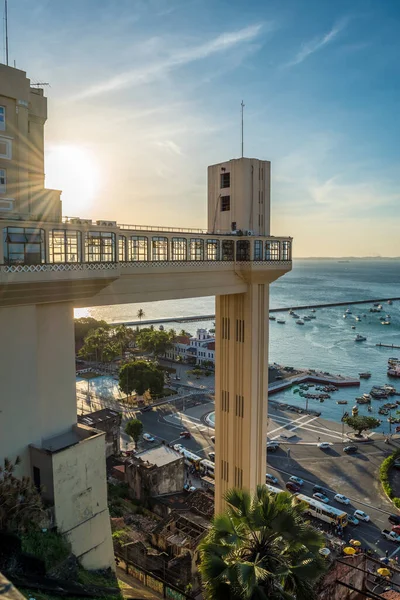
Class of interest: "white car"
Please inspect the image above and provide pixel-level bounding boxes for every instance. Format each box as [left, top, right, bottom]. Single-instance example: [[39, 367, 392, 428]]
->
[[143, 433, 155, 442], [289, 476, 304, 486], [266, 473, 279, 485], [318, 442, 332, 449], [267, 441, 280, 452], [313, 492, 329, 504], [334, 494, 350, 505], [173, 443, 183, 452], [354, 510, 370, 522]]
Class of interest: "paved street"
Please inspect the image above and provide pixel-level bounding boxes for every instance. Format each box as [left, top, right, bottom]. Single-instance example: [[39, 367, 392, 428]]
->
[[76, 385, 400, 557]]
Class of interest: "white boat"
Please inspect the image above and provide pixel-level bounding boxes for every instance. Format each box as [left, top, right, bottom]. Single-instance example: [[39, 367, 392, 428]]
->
[[289, 309, 294, 314], [381, 321, 391, 326], [385, 315, 391, 320], [345, 308, 352, 314], [355, 334, 366, 342], [296, 320, 305, 325], [277, 319, 286, 324], [388, 300, 393, 305], [355, 316, 361, 321], [343, 314, 347, 319], [310, 309, 316, 312]]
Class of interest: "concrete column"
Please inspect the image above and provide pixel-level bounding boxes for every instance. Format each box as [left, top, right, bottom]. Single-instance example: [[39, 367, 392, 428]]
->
[[0, 302, 77, 475], [214, 284, 269, 514]]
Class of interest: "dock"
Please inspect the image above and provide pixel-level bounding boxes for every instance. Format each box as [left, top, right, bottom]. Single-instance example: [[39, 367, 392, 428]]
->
[[376, 343, 400, 349], [108, 297, 398, 327]]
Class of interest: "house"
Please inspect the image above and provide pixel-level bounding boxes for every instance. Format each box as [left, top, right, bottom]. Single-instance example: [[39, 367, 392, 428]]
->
[[78, 408, 122, 457], [165, 335, 191, 362], [165, 328, 215, 366], [125, 445, 184, 501]]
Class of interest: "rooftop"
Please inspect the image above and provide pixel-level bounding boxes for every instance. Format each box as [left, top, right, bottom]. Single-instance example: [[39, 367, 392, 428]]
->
[[33, 424, 100, 453], [78, 408, 121, 427], [133, 445, 182, 468]]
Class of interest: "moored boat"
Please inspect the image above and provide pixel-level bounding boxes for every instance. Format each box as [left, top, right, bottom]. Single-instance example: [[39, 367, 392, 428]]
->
[[337, 400, 348, 405], [359, 372, 371, 379], [355, 334, 367, 342], [296, 320, 305, 325]]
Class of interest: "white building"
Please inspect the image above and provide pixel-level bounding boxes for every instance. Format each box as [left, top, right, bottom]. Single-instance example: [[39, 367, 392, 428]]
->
[[165, 329, 215, 366]]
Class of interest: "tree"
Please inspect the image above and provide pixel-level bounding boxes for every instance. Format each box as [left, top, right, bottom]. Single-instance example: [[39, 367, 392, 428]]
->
[[125, 419, 143, 449], [74, 317, 109, 345], [119, 360, 164, 397], [199, 485, 326, 600], [344, 415, 381, 436], [136, 329, 173, 357], [0, 457, 45, 532], [137, 308, 145, 322], [179, 329, 192, 337]]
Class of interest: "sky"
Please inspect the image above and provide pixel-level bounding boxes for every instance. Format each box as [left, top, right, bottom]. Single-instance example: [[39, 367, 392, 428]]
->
[[4, 0, 400, 257]]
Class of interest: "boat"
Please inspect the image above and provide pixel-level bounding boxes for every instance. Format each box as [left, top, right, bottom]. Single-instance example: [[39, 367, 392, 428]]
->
[[345, 308, 352, 314], [289, 309, 294, 314], [383, 385, 396, 395], [308, 314, 317, 319], [337, 400, 348, 405], [388, 368, 400, 378], [381, 321, 391, 326], [362, 393, 371, 400], [269, 316, 276, 321], [359, 372, 371, 379], [352, 406, 359, 417], [351, 326, 356, 330], [379, 408, 389, 416], [355, 316, 361, 321], [385, 315, 391, 319], [388, 300, 393, 305], [370, 307, 381, 313], [277, 319, 286, 324], [368, 406, 372, 412], [159, 325, 164, 330], [343, 314, 347, 319], [355, 334, 367, 342], [356, 396, 371, 404], [303, 316, 311, 322], [370, 387, 389, 399], [291, 313, 300, 318], [310, 309, 316, 312], [296, 320, 305, 325]]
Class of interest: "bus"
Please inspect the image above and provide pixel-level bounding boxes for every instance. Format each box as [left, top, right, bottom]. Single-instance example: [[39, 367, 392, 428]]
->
[[175, 446, 202, 468], [266, 484, 282, 496], [200, 459, 215, 478], [294, 494, 348, 528]]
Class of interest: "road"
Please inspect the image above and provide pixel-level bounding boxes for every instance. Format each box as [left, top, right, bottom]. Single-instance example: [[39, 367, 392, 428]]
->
[[76, 390, 400, 557]]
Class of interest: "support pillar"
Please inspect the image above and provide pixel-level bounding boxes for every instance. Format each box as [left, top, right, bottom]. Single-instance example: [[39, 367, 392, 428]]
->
[[214, 284, 269, 514]]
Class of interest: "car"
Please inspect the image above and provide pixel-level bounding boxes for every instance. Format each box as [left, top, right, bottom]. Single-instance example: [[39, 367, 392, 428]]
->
[[313, 492, 329, 504], [141, 405, 152, 412], [266, 473, 279, 485], [354, 510, 370, 522], [389, 514, 400, 525], [318, 442, 332, 450], [173, 443, 183, 452], [289, 476, 304, 486], [347, 515, 359, 526], [208, 452, 215, 461], [313, 485, 324, 494], [179, 431, 191, 439], [211, 436, 215, 444], [286, 481, 300, 493], [393, 461, 400, 470], [392, 525, 400, 535], [344, 445, 358, 454], [143, 433, 155, 442], [334, 494, 350, 505], [267, 441, 280, 452]]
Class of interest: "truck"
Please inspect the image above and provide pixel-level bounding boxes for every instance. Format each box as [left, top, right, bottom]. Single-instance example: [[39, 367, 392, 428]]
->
[[381, 529, 400, 542]]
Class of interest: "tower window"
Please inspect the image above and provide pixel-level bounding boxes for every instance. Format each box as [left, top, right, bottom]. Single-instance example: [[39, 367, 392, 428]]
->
[[220, 172, 230, 188], [0, 107, 5, 131], [221, 196, 230, 212], [0, 168, 6, 192]]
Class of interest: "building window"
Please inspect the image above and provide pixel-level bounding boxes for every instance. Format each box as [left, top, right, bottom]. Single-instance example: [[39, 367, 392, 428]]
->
[[236, 240, 250, 261], [265, 240, 280, 261], [33, 466, 41, 492], [221, 240, 234, 261], [49, 230, 81, 262], [254, 240, 263, 260], [189, 238, 204, 260], [221, 195, 230, 212], [220, 172, 230, 188], [3, 227, 46, 264], [152, 236, 168, 261], [0, 138, 11, 160], [206, 239, 219, 260], [0, 168, 6, 192], [119, 235, 126, 261], [171, 237, 187, 260], [130, 235, 148, 261], [85, 231, 116, 262], [0, 107, 5, 131], [282, 240, 291, 261]]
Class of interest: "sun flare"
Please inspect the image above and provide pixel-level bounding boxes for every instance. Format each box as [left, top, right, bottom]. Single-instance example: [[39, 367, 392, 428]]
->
[[45, 145, 99, 216]]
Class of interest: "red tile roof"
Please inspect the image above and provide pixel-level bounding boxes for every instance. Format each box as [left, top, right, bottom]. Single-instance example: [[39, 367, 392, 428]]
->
[[207, 342, 215, 350], [174, 336, 191, 345]]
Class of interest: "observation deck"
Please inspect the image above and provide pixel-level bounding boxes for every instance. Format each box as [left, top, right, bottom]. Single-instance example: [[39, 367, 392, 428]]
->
[[0, 216, 292, 307]]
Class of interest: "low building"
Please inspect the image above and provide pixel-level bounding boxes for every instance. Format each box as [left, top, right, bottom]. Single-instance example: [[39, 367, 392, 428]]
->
[[78, 408, 122, 457], [165, 335, 191, 362], [125, 445, 184, 501], [165, 328, 215, 366]]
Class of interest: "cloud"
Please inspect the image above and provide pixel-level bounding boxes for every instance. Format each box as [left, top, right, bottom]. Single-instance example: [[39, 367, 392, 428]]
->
[[154, 140, 182, 155], [286, 18, 348, 67], [73, 23, 264, 100]]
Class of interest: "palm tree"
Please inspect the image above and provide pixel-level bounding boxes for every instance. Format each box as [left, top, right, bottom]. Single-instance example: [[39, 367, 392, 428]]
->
[[137, 308, 145, 322], [199, 485, 326, 600]]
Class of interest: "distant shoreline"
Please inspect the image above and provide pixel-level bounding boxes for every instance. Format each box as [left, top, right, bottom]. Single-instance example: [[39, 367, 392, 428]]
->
[[294, 256, 400, 260]]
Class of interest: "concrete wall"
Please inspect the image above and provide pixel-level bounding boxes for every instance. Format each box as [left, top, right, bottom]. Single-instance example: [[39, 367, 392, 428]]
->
[[208, 158, 271, 236], [126, 456, 184, 500], [0, 302, 76, 475], [52, 428, 115, 570]]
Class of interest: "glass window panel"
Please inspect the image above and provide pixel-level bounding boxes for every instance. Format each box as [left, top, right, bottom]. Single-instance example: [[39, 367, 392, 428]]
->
[[119, 235, 126, 261], [171, 237, 187, 260], [3, 227, 45, 264], [282, 241, 291, 261], [189, 238, 204, 261], [221, 240, 234, 261], [254, 240, 263, 260], [265, 241, 280, 260], [85, 231, 116, 262], [236, 240, 250, 261], [152, 236, 168, 261], [206, 239, 219, 260], [130, 236, 148, 261]]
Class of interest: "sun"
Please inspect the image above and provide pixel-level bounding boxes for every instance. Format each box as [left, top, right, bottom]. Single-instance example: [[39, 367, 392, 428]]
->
[[45, 145, 99, 216]]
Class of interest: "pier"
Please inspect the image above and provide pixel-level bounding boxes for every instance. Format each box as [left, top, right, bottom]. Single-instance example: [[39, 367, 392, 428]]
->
[[376, 343, 400, 349], [108, 297, 398, 327]]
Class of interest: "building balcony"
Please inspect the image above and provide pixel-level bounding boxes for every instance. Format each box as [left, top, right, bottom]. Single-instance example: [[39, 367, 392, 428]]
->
[[0, 217, 292, 307]]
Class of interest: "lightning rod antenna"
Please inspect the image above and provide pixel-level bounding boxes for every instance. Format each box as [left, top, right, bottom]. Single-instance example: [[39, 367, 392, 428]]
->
[[5, 0, 9, 66], [241, 100, 245, 158]]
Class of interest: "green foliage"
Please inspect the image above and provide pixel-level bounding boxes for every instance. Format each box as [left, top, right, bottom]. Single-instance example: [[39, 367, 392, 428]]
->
[[74, 317, 109, 344], [189, 368, 203, 376], [380, 449, 400, 509], [79, 324, 135, 363], [0, 457, 44, 532], [179, 329, 192, 337], [344, 415, 381, 435], [125, 419, 143, 448], [199, 485, 326, 600], [21, 530, 71, 571], [119, 360, 164, 396], [136, 329, 173, 357], [137, 308, 145, 321]]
